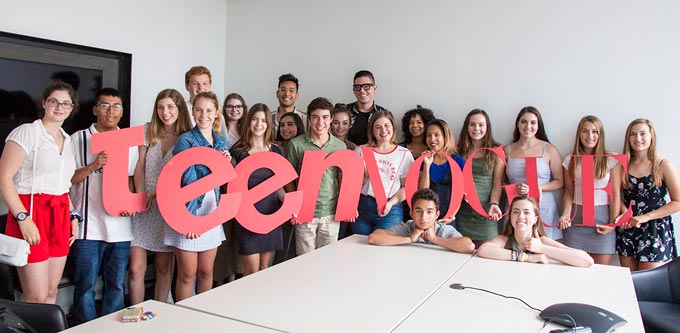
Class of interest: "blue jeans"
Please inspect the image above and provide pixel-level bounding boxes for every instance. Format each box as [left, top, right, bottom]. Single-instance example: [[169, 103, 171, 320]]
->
[[72, 240, 130, 324], [352, 195, 404, 235]]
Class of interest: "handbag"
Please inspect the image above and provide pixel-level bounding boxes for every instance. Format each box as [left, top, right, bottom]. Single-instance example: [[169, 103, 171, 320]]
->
[[0, 234, 30, 267], [0, 125, 39, 267]]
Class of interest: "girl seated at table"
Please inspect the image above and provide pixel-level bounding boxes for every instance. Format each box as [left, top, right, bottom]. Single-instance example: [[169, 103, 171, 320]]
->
[[478, 196, 594, 267]]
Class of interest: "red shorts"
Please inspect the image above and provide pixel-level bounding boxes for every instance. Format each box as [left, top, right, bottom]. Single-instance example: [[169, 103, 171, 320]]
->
[[5, 193, 71, 263]]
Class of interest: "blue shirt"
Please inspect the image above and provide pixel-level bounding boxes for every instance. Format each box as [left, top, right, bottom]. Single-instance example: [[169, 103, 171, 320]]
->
[[429, 154, 465, 182], [173, 126, 229, 215]]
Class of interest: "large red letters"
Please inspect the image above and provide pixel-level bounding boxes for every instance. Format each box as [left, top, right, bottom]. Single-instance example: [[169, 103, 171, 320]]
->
[[156, 147, 241, 236], [227, 152, 302, 234], [97, 126, 632, 234], [91, 126, 146, 216], [295, 149, 363, 222], [572, 154, 632, 227]]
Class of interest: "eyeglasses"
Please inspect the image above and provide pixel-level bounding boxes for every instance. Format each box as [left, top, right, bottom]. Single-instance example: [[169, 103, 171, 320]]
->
[[46, 98, 74, 109], [352, 83, 375, 92], [277, 87, 297, 94], [97, 103, 124, 111], [225, 105, 244, 110]]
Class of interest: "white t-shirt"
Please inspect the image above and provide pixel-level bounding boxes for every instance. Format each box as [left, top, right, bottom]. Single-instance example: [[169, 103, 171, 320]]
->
[[5, 119, 76, 195], [356, 145, 414, 199], [563, 155, 619, 206], [69, 124, 139, 242]]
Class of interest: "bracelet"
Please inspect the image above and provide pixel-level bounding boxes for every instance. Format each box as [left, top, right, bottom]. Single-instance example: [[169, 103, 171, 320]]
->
[[510, 250, 516, 261], [489, 201, 499, 206], [520, 251, 528, 262], [70, 210, 83, 224]]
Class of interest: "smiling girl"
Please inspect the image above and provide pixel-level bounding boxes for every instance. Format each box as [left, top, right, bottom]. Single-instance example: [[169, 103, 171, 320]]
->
[[418, 119, 465, 225], [275, 112, 305, 153], [505, 106, 563, 240], [617, 118, 680, 271], [229, 104, 285, 276], [478, 196, 593, 267], [0, 81, 79, 303], [455, 110, 506, 246], [167, 91, 229, 300], [222, 93, 247, 147], [353, 111, 414, 234], [399, 105, 435, 159], [559, 116, 622, 265], [129, 89, 192, 304], [330, 104, 356, 151]]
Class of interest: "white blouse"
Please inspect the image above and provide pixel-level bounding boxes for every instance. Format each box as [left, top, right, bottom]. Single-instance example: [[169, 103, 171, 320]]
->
[[6, 119, 76, 195]]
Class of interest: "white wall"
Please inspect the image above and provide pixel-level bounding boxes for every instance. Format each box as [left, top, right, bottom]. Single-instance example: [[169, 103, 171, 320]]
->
[[0, 0, 228, 212], [1, 0, 228, 127], [225, 0, 680, 157], [226, 0, 680, 248]]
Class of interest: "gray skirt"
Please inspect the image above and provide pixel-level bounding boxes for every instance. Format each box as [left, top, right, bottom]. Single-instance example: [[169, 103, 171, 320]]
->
[[563, 204, 615, 254]]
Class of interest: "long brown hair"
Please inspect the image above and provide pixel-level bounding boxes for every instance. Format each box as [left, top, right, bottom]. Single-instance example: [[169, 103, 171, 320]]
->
[[503, 196, 547, 238], [148, 89, 192, 146], [622, 118, 662, 188], [512, 106, 550, 143], [567, 115, 608, 180], [457, 109, 500, 171], [234, 103, 274, 151]]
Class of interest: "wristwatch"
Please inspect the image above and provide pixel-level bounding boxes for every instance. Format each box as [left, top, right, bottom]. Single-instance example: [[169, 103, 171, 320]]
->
[[15, 212, 29, 222]]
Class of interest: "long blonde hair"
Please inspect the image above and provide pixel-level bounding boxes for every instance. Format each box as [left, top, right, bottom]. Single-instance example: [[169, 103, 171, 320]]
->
[[622, 118, 662, 188], [567, 115, 608, 180]]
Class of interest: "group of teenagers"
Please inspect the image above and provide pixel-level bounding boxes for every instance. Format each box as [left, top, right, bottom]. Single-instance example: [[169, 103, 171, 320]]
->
[[0, 67, 678, 325]]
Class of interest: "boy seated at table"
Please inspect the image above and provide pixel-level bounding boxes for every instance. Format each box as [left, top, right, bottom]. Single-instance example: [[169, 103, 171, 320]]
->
[[368, 189, 475, 253]]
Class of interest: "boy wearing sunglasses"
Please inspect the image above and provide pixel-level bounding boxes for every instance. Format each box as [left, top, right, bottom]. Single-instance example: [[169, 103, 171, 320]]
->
[[347, 70, 388, 146]]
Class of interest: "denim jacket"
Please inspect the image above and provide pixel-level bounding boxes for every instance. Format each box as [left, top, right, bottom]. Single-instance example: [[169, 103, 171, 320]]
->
[[173, 126, 228, 214]]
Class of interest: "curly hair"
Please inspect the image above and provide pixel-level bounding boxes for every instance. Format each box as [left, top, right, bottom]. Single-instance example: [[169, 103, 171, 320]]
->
[[401, 105, 435, 144]]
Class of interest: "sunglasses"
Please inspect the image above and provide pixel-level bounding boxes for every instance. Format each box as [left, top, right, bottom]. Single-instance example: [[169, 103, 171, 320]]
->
[[352, 83, 375, 92]]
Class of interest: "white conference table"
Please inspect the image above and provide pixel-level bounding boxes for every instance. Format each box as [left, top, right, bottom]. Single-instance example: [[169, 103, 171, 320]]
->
[[178, 235, 474, 333], [393, 256, 645, 332], [61, 300, 279, 332]]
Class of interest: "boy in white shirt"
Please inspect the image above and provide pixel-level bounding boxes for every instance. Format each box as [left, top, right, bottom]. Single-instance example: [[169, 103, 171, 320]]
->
[[69, 88, 138, 324]]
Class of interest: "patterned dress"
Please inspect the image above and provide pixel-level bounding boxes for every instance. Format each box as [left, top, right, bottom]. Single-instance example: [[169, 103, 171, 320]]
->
[[131, 126, 173, 252], [617, 174, 677, 262]]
